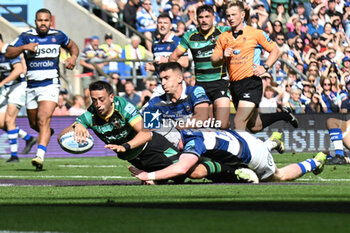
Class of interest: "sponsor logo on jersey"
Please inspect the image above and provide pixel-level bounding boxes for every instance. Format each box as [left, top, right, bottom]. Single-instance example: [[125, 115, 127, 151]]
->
[[29, 60, 55, 68], [196, 49, 214, 58], [233, 49, 240, 55], [34, 45, 60, 58]]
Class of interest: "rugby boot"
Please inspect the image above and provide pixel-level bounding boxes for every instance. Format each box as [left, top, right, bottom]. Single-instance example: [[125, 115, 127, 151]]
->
[[235, 168, 259, 183], [269, 132, 285, 154], [32, 156, 43, 170], [282, 107, 299, 128], [22, 136, 37, 154], [6, 156, 19, 163], [313, 152, 327, 175], [326, 154, 348, 165]]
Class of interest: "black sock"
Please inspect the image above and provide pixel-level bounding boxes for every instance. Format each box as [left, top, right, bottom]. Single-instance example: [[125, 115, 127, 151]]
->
[[260, 112, 289, 129]]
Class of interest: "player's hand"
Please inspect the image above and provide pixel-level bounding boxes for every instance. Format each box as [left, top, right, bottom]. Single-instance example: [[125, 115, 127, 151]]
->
[[74, 124, 90, 144], [128, 166, 151, 181], [224, 47, 234, 57], [157, 56, 169, 64], [145, 62, 155, 72], [64, 57, 77, 70], [105, 144, 126, 152], [253, 64, 266, 77], [25, 42, 39, 52], [128, 165, 143, 176]]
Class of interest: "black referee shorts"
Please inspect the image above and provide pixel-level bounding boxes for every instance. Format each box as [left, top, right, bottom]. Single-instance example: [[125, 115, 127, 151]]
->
[[229, 76, 263, 109]]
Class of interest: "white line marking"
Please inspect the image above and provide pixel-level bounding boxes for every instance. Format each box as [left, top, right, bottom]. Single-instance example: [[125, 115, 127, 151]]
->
[[298, 178, 350, 182], [57, 165, 125, 168], [0, 175, 134, 180]]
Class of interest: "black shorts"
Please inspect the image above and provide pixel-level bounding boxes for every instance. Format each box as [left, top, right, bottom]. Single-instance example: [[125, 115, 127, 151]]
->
[[229, 76, 263, 108], [128, 132, 180, 172], [196, 79, 230, 103]]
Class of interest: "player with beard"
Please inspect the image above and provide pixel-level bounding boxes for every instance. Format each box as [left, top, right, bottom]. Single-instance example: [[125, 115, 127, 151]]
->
[[5, 8, 79, 170], [145, 13, 188, 74], [170, 5, 232, 129], [144, 13, 188, 97]]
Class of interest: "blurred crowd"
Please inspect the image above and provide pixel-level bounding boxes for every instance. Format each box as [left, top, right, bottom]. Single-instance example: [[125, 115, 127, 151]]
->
[[68, 0, 350, 115]]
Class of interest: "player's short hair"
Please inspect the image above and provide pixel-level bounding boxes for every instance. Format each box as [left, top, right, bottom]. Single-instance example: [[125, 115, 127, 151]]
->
[[35, 8, 52, 19], [197, 4, 214, 16], [158, 62, 183, 74], [226, 0, 245, 11], [157, 13, 172, 23], [89, 81, 114, 95]]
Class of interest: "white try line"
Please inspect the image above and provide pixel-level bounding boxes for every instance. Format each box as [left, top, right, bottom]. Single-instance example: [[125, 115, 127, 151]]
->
[[0, 175, 133, 180], [0, 231, 63, 233], [298, 178, 350, 182], [57, 165, 125, 168]]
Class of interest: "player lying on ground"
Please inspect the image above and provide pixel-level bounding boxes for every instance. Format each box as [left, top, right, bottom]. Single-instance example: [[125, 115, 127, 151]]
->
[[326, 117, 350, 165], [58, 81, 257, 183], [129, 129, 327, 183]]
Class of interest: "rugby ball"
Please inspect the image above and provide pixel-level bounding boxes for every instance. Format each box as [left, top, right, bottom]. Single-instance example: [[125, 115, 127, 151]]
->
[[59, 131, 94, 154]]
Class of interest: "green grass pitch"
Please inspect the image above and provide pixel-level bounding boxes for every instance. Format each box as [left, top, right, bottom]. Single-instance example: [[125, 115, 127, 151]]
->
[[1, 152, 350, 233]]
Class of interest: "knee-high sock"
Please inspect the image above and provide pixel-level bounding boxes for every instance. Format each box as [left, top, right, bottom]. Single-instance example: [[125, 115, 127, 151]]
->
[[297, 158, 320, 175], [17, 127, 32, 141], [328, 128, 344, 156], [7, 128, 19, 157]]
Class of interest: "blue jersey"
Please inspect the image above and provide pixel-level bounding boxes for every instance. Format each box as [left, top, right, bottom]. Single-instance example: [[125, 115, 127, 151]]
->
[[10, 28, 70, 87], [144, 84, 210, 121], [152, 33, 183, 60], [0, 45, 24, 87], [181, 128, 252, 164]]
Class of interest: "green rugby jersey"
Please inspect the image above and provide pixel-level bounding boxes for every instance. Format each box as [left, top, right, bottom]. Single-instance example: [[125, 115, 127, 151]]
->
[[75, 96, 143, 160], [178, 26, 230, 82]]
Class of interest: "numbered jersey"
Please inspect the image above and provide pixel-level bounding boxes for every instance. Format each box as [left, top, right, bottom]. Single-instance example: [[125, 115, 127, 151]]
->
[[10, 28, 70, 85], [76, 96, 143, 160], [181, 128, 252, 164]]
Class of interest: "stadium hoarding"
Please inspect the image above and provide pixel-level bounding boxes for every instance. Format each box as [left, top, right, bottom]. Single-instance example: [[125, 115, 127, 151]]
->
[[0, 114, 346, 158], [0, 116, 116, 158]]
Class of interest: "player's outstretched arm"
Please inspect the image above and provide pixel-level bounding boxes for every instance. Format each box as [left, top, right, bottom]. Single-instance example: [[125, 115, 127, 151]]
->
[[131, 153, 199, 181], [5, 43, 38, 58], [105, 119, 152, 153], [64, 39, 79, 70]]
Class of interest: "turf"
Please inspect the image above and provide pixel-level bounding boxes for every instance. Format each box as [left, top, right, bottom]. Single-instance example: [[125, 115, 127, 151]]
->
[[1, 153, 350, 233]]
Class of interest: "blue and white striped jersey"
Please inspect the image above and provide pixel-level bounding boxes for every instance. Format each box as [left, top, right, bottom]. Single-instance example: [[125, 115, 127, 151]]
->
[[10, 28, 70, 85], [152, 33, 184, 60], [0, 44, 23, 86], [181, 128, 252, 164]]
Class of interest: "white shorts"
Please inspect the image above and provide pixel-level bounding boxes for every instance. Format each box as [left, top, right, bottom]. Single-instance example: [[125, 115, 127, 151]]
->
[[237, 131, 276, 180], [0, 82, 27, 112], [26, 84, 60, 109]]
